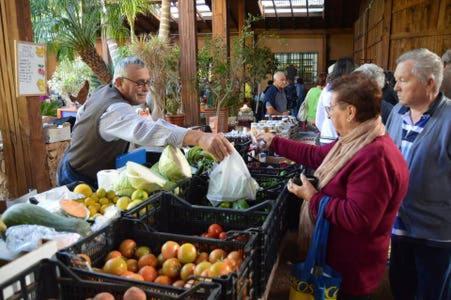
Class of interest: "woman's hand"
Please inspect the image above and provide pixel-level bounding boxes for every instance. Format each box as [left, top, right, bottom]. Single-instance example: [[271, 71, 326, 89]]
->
[[256, 132, 276, 150], [287, 174, 318, 202]]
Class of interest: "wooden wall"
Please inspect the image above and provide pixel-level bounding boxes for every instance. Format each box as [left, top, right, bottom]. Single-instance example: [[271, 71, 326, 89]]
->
[[354, 0, 451, 70]]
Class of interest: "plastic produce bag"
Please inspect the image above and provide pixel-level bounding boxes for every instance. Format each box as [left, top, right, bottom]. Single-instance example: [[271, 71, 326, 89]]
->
[[207, 149, 259, 206], [5, 225, 81, 253]]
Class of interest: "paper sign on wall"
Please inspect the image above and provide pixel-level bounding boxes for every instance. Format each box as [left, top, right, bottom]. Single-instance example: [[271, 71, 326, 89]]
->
[[15, 41, 47, 97]]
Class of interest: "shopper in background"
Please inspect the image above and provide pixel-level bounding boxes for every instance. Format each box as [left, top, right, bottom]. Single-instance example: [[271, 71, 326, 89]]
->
[[315, 58, 356, 143], [264, 71, 289, 115], [299, 72, 327, 125], [259, 73, 409, 299], [387, 48, 451, 300], [353, 63, 394, 124]]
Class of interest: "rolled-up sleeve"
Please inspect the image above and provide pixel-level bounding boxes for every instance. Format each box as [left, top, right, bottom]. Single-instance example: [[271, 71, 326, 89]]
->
[[99, 103, 188, 148]]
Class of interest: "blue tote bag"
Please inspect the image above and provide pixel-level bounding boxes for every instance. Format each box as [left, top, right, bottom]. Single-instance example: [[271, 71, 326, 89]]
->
[[289, 196, 342, 300]]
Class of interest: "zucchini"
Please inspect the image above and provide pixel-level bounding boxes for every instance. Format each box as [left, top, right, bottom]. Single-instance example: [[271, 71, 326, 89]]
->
[[1, 203, 91, 237]]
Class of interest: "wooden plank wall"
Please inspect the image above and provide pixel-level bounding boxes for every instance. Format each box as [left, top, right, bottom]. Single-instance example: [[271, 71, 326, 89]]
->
[[354, 0, 451, 70], [0, 0, 50, 204]]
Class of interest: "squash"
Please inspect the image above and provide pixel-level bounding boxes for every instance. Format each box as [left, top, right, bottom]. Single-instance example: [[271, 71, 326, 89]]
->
[[59, 199, 89, 219], [1, 203, 91, 236]]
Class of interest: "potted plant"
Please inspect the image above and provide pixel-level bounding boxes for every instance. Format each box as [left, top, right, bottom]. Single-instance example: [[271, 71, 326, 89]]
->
[[197, 38, 244, 133], [197, 16, 276, 132], [132, 35, 185, 125]]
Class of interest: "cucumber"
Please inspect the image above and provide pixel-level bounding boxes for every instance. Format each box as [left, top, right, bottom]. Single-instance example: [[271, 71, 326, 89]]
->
[[1, 203, 91, 237]]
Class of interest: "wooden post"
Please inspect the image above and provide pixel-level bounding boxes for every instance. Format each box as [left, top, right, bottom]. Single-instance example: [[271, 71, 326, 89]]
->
[[237, 0, 245, 33], [179, 0, 199, 126], [212, 0, 230, 57], [362, 8, 369, 63], [381, 0, 392, 70], [0, 0, 50, 204]]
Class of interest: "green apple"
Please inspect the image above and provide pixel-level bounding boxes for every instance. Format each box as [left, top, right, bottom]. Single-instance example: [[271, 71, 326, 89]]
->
[[116, 196, 131, 211], [126, 199, 143, 210], [131, 189, 149, 201]]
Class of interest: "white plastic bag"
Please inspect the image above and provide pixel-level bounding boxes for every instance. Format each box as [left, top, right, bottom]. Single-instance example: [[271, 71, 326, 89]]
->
[[207, 149, 259, 206], [5, 225, 81, 253]]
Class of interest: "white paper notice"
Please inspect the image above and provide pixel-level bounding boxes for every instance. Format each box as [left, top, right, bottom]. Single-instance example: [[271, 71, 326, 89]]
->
[[15, 41, 47, 96]]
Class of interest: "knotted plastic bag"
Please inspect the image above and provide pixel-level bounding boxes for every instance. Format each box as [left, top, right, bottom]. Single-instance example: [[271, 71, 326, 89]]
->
[[207, 149, 258, 206]]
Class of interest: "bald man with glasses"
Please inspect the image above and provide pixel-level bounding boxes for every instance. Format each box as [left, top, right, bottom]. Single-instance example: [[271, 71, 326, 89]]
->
[[58, 56, 233, 187]]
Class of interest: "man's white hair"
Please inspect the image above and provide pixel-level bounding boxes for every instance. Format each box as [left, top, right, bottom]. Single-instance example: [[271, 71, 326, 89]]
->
[[354, 63, 385, 89], [112, 56, 146, 83], [273, 71, 286, 80], [396, 48, 443, 93]]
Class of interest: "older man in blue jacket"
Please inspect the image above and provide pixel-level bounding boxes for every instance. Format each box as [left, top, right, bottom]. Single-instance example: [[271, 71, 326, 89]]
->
[[386, 48, 451, 300]]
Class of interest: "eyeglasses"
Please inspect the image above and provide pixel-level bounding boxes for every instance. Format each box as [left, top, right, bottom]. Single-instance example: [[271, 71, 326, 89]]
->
[[122, 77, 152, 88], [324, 103, 339, 115]]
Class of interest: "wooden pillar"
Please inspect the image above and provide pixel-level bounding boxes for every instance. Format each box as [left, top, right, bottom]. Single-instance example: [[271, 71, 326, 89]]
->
[[212, 0, 229, 57], [381, 0, 392, 70], [362, 8, 369, 63], [322, 34, 328, 73], [237, 0, 245, 33], [179, 0, 199, 126], [0, 0, 50, 204]]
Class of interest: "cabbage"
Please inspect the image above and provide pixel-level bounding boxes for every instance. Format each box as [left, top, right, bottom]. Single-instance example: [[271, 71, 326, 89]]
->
[[126, 162, 169, 193], [151, 162, 177, 191], [159, 145, 192, 182], [114, 171, 135, 197]]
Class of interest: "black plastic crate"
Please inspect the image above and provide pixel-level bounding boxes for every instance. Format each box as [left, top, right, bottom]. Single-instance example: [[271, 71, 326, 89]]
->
[[0, 258, 221, 300], [57, 219, 257, 300], [56, 259, 221, 300], [0, 258, 59, 300], [246, 159, 300, 178], [123, 192, 287, 297], [175, 175, 276, 209], [225, 136, 252, 161]]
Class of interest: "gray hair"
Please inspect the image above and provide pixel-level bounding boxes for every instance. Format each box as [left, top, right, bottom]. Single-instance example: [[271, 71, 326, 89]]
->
[[442, 49, 451, 66], [113, 56, 146, 82], [354, 63, 385, 89], [396, 48, 443, 92], [273, 71, 286, 80]]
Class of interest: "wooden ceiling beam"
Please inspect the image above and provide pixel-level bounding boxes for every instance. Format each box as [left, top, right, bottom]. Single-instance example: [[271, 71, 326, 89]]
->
[[289, 0, 295, 29], [270, 0, 281, 29]]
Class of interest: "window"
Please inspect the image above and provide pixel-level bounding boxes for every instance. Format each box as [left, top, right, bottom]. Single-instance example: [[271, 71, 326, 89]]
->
[[274, 52, 318, 84], [259, 0, 325, 18]]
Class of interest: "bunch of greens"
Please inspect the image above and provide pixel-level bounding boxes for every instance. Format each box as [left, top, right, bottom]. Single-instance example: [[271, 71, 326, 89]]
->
[[186, 146, 215, 175]]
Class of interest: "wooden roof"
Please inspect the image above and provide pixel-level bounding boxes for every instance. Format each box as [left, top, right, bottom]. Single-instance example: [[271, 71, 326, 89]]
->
[[134, 0, 363, 35]]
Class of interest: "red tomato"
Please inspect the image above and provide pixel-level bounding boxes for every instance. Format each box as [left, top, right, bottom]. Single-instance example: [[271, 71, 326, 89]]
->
[[207, 224, 223, 239], [218, 232, 227, 240]]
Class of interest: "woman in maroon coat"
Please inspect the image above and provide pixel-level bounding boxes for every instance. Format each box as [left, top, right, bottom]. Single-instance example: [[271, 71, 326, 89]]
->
[[260, 73, 409, 299]]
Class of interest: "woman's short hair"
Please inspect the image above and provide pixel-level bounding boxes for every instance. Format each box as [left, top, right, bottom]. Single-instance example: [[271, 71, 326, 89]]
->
[[330, 73, 382, 123]]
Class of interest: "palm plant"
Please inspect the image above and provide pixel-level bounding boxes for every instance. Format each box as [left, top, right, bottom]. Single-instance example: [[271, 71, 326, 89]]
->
[[31, 0, 112, 83], [103, 0, 152, 44], [158, 0, 171, 41]]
